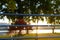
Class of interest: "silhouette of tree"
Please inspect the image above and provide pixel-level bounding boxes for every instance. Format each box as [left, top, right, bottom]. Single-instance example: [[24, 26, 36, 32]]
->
[[8, 18, 32, 34]]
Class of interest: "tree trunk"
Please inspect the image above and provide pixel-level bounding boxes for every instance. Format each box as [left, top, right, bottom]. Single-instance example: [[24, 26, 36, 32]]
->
[[52, 26, 55, 34], [58, 19, 59, 24], [18, 30, 21, 35], [52, 20, 55, 34], [26, 29, 29, 34]]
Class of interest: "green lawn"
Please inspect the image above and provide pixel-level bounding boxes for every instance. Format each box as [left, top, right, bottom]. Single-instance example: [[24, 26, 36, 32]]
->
[[23, 33, 60, 40], [0, 33, 60, 40]]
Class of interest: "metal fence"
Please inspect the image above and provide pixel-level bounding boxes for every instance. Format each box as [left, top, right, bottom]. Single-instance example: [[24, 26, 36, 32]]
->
[[0, 13, 60, 16], [0, 13, 60, 40]]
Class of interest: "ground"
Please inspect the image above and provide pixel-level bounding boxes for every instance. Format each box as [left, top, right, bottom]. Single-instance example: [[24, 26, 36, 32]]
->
[[0, 33, 60, 40]]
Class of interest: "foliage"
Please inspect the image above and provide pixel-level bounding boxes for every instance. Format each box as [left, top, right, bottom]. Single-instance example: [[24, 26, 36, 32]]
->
[[0, 0, 60, 23], [0, 0, 60, 34], [8, 18, 32, 34]]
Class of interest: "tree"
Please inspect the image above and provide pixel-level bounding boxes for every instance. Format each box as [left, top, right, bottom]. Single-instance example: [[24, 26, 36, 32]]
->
[[0, 0, 60, 34], [8, 17, 32, 34], [47, 0, 60, 33]]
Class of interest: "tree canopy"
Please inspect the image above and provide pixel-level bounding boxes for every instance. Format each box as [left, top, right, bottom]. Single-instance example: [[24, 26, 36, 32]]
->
[[0, 0, 60, 24]]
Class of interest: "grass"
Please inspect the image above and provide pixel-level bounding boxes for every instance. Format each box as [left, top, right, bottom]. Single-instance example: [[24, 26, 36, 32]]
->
[[0, 35, 10, 38], [23, 33, 60, 40], [0, 33, 60, 40]]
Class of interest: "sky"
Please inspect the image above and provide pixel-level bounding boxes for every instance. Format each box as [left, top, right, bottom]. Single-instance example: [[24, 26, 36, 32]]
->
[[0, 16, 60, 34], [0, 16, 49, 25], [0, 16, 11, 24]]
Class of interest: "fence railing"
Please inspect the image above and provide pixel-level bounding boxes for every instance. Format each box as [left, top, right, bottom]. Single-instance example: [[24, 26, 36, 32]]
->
[[0, 13, 60, 40], [0, 13, 60, 16]]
